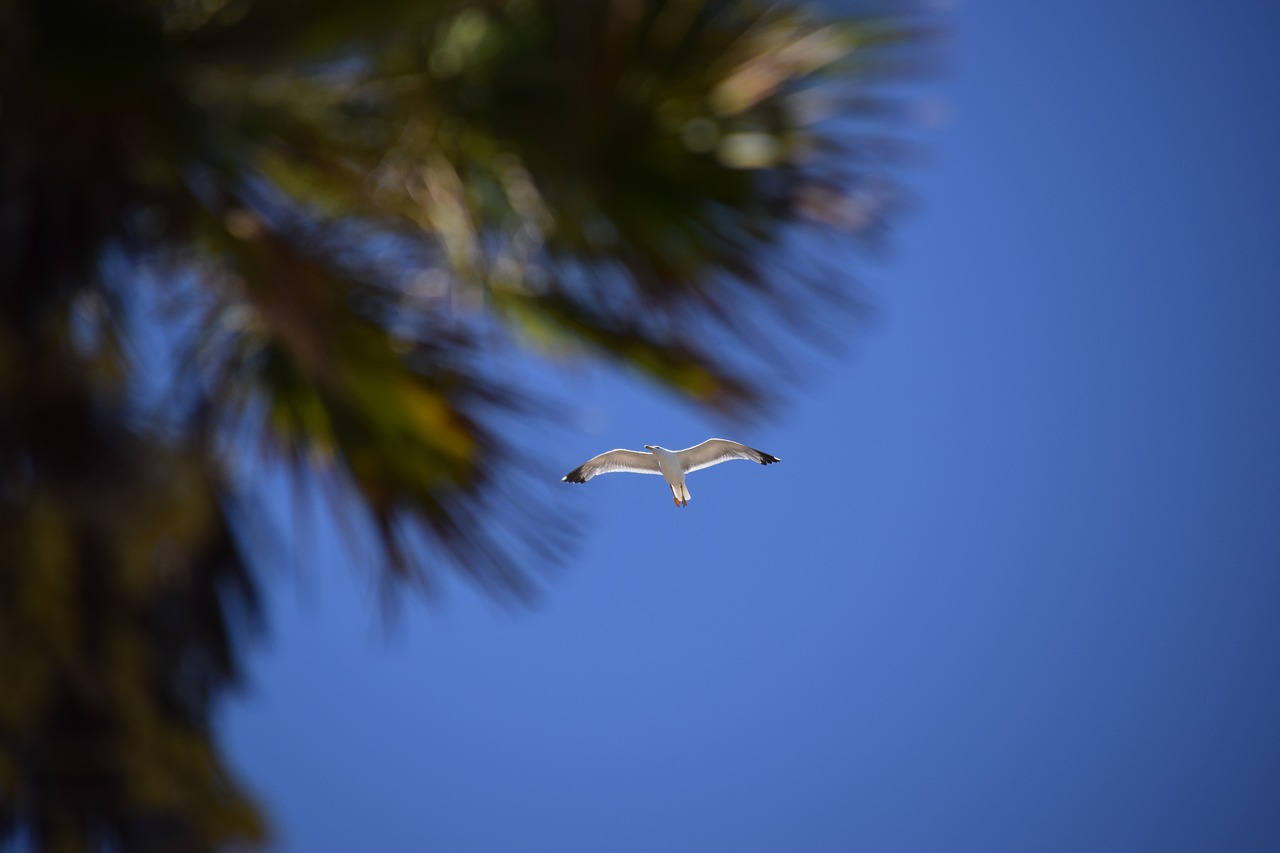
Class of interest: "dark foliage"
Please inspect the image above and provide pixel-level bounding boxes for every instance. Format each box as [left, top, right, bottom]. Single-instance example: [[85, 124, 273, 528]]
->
[[0, 0, 931, 847]]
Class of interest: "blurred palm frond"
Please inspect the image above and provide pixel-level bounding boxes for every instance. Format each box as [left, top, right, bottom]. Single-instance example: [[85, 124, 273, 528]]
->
[[0, 0, 935, 846]]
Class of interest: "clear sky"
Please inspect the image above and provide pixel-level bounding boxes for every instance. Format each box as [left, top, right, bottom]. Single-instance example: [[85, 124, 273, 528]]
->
[[223, 1, 1280, 850]]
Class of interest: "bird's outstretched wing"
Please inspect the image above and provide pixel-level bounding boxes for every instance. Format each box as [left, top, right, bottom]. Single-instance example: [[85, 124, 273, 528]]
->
[[562, 449, 661, 483], [677, 439, 780, 473]]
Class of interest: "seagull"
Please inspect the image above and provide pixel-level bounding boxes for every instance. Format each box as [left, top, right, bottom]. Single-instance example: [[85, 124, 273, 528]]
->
[[562, 439, 780, 508]]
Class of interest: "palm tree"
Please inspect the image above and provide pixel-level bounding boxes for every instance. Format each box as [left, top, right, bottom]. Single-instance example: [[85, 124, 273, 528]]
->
[[0, 0, 933, 847]]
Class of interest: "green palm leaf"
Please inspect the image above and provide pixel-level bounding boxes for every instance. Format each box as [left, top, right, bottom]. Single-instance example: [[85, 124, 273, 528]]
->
[[0, 0, 935, 846]]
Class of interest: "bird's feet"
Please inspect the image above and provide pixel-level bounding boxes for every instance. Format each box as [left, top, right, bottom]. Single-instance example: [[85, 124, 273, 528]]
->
[[673, 496, 680, 508]]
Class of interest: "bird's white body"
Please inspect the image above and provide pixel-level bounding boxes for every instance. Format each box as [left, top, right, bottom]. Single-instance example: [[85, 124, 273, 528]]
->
[[645, 445, 692, 506], [561, 439, 780, 507]]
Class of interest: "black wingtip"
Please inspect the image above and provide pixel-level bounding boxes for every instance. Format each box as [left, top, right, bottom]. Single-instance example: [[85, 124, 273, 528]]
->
[[759, 453, 781, 465], [562, 467, 588, 483]]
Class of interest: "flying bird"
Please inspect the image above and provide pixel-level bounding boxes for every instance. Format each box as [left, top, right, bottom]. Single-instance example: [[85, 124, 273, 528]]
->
[[562, 439, 780, 507]]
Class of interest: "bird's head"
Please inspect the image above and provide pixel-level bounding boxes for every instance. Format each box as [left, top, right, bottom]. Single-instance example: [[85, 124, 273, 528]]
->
[[644, 444, 659, 452]]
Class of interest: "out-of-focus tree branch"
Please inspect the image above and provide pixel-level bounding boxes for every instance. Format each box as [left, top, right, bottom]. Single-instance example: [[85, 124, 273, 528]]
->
[[0, 0, 935, 847]]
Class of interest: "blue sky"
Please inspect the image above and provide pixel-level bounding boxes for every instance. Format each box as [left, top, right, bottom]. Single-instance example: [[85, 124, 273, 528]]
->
[[223, 1, 1280, 850]]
